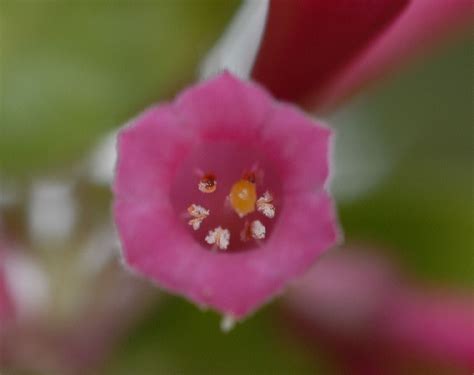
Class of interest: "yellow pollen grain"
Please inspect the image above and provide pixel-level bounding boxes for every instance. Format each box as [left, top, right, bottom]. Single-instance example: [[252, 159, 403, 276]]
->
[[229, 179, 257, 217]]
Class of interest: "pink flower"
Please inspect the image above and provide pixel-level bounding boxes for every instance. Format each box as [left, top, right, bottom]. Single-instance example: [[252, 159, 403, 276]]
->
[[113, 72, 339, 319], [252, 0, 472, 110], [284, 249, 474, 373]]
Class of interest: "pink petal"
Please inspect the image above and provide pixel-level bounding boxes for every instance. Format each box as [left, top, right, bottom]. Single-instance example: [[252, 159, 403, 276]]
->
[[320, 0, 474, 109], [114, 72, 340, 318], [259, 102, 332, 193], [175, 71, 273, 142], [116, 190, 338, 318], [252, 0, 472, 111], [113, 105, 195, 201], [251, 0, 408, 108], [385, 291, 474, 369], [284, 249, 474, 371]]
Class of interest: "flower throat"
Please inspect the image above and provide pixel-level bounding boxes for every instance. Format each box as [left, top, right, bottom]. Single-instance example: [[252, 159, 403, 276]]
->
[[170, 142, 281, 252]]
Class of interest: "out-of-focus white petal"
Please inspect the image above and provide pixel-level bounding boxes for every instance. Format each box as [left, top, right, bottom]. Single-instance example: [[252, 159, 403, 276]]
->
[[199, 0, 269, 80], [87, 131, 118, 186], [4, 252, 50, 319], [29, 179, 77, 244]]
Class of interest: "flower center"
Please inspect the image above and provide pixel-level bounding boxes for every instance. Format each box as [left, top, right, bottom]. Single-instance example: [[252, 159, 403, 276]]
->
[[170, 141, 281, 252], [229, 179, 257, 218]]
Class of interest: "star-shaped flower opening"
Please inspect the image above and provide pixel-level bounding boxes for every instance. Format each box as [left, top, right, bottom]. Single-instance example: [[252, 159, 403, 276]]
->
[[113, 72, 340, 319]]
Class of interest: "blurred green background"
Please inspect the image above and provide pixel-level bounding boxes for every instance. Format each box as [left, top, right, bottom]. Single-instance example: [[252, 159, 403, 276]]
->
[[1, 1, 472, 374], [1, 0, 239, 176]]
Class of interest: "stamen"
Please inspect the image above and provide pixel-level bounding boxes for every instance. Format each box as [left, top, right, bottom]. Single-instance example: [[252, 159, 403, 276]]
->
[[185, 165, 276, 250], [240, 221, 251, 242], [205, 226, 230, 250], [242, 164, 264, 185], [242, 171, 256, 184], [250, 220, 266, 240], [198, 173, 217, 193], [256, 191, 275, 218], [240, 220, 266, 241], [187, 204, 210, 230]]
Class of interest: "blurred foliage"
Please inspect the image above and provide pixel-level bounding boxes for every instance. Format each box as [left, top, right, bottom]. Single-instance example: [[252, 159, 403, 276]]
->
[[104, 298, 324, 375], [336, 36, 473, 287], [1, 0, 239, 176]]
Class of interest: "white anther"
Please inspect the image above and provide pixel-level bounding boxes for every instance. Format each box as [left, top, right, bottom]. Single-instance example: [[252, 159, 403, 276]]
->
[[256, 191, 275, 218], [240, 220, 266, 241], [187, 204, 210, 230], [205, 226, 230, 250], [250, 220, 266, 240]]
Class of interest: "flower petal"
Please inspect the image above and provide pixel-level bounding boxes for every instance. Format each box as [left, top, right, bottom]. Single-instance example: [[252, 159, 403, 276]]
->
[[320, 0, 474, 109], [113, 105, 195, 201], [386, 291, 474, 369], [252, 0, 408, 108], [116, 188, 338, 318], [175, 72, 273, 142], [259, 103, 332, 193], [285, 250, 474, 371]]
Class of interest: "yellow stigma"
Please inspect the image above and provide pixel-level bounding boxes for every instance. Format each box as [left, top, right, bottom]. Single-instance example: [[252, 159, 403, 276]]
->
[[229, 179, 257, 217]]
